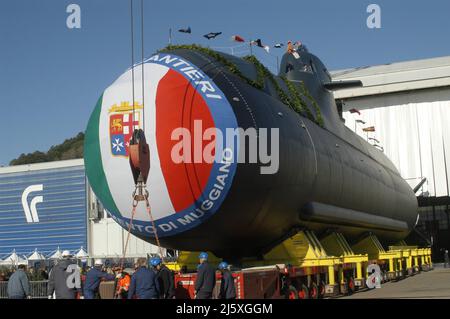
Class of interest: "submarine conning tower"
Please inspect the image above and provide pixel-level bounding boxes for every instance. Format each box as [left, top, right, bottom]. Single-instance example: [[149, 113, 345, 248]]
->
[[279, 45, 350, 137]]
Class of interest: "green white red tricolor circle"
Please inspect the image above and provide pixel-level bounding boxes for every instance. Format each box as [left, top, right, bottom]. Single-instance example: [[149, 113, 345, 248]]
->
[[84, 53, 238, 238]]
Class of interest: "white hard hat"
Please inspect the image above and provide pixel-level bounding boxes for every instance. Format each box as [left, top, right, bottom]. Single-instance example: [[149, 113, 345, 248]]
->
[[94, 259, 103, 266], [62, 250, 72, 258]]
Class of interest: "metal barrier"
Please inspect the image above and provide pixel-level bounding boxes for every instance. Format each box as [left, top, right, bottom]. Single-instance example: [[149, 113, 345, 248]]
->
[[0, 281, 48, 299], [0, 281, 7, 299]]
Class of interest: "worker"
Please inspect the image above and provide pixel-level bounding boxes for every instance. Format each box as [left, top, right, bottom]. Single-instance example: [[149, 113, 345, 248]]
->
[[218, 262, 236, 299], [128, 257, 160, 299], [114, 267, 131, 299], [84, 259, 115, 299], [7, 265, 30, 299], [47, 250, 83, 299], [287, 41, 294, 53], [194, 252, 216, 299], [445, 250, 449, 268], [151, 257, 175, 299]]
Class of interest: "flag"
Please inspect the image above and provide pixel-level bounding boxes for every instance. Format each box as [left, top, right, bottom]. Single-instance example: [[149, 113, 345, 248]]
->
[[274, 43, 284, 48], [178, 27, 191, 34], [349, 108, 361, 115], [204, 32, 222, 40], [250, 39, 270, 53], [231, 35, 245, 42], [251, 39, 263, 47], [363, 126, 375, 132]]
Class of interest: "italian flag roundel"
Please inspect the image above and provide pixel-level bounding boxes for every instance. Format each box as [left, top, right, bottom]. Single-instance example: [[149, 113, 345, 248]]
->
[[84, 53, 238, 238]]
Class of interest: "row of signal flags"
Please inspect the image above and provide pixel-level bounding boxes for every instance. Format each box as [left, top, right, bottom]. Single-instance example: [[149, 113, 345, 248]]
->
[[174, 26, 285, 54], [349, 108, 383, 151]]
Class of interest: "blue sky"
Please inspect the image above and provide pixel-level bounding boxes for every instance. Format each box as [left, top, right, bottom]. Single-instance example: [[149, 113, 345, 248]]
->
[[1, 0, 449, 165]]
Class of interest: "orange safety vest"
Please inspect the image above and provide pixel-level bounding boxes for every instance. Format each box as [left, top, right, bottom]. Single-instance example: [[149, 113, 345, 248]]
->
[[116, 274, 131, 293]]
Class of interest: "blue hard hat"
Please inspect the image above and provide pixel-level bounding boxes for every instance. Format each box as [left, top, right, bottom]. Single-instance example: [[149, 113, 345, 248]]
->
[[150, 257, 162, 267], [199, 252, 208, 260], [218, 262, 228, 270]]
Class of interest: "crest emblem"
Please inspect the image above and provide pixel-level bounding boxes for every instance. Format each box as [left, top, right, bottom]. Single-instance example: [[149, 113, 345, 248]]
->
[[108, 102, 143, 156]]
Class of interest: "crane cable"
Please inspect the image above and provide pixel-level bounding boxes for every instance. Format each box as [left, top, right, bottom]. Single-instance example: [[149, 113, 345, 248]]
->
[[140, 0, 145, 133], [130, 0, 136, 130], [120, 0, 164, 271]]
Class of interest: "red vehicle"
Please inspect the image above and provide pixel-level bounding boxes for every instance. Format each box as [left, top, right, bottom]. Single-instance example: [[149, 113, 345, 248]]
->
[[174, 265, 329, 299]]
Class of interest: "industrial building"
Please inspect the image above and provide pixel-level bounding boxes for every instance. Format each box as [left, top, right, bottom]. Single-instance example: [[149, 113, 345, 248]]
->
[[332, 55, 450, 260], [0, 159, 159, 262]]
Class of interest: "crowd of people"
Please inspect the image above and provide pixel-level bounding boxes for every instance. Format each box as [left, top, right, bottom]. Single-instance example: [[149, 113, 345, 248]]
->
[[2, 251, 236, 299]]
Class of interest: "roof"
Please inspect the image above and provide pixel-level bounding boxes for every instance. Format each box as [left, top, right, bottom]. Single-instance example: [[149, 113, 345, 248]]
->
[[331, 55, 450, 99], [0, 158, 84, 174]]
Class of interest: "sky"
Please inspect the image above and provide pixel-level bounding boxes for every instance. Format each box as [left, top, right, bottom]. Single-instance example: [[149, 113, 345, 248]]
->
[[1, 0, 450, 165]]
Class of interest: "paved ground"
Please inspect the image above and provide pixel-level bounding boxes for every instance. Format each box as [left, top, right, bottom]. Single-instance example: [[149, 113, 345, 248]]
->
[[342, 264, 450, 299]]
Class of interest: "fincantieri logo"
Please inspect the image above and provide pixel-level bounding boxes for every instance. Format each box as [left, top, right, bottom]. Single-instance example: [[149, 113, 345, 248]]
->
[[21, 185, 44, 223]]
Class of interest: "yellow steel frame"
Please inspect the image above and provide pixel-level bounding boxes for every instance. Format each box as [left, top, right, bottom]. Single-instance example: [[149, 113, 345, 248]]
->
[[165, 231, 433, 289], [320, 232, 368, 284]]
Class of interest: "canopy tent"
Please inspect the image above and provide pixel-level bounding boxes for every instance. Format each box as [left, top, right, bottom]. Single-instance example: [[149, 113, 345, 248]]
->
[[75, 246, 88, 259], [27, 249, 46, 261], [48, 247, 63, 260], [1, 250, 27, 265]]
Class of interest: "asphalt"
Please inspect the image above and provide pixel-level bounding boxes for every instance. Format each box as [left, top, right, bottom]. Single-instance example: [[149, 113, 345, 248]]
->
[[342, 264, 450, 299]]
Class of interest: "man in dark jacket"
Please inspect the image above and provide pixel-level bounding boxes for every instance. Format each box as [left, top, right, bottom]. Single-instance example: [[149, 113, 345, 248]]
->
[[128, 257, 160, 299], [84, 259, 115, 299], [195, 252, 216, 299], [47, 251, 83, 299], [7, 265, 30, 299], [150, 257, 175, 299], [218, 262, 236, 299]]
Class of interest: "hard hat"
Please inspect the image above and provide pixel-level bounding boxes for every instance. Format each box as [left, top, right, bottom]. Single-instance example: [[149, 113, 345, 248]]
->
[[94, 259, 103, 266], [61, 250, 72, 258], [199, 252, 208, 260], [218, 262, 228, 270], [150, 257, 162, 267]]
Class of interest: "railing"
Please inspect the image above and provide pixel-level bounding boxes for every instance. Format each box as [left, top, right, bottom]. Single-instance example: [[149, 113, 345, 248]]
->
[[0, 281, 48, 299]]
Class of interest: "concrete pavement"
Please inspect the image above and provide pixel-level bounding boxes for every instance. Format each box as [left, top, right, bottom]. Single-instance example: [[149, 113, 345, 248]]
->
[[343, 265, 450, 299]]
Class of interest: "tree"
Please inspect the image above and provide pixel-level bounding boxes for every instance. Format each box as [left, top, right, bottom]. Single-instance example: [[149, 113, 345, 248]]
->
[[10, 132, 85, 165]]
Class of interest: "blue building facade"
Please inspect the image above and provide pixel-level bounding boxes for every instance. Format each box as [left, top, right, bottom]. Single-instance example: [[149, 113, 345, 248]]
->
[[0, 160, 88, 258]]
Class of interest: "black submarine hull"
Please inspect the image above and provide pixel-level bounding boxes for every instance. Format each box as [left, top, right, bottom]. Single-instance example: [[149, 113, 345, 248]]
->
[[138, 48, 418, 258]]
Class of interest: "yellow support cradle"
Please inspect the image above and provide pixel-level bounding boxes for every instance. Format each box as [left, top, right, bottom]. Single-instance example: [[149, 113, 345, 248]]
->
[[351, 234, 401, 280], [260, 230, 342, 295], [320, 232, 368, 288]]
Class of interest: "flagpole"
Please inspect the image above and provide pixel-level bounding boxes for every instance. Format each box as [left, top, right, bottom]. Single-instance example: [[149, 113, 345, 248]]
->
[[169, 28, 172, 45], [276, 56, 279, 74], [249, 42, 253, 56]]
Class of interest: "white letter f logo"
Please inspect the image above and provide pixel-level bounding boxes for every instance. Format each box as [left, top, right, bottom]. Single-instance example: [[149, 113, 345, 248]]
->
[[22, 185, 43, 223]]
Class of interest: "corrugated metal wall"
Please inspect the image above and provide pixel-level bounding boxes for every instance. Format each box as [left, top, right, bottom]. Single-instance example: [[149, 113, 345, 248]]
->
[[0, 165, 87, 257]]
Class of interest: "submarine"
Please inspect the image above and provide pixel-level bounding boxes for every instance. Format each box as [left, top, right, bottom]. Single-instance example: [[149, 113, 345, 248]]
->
[[84, 44, 418, 259]]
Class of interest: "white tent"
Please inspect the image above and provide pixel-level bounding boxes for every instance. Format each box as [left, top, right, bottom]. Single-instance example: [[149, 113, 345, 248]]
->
[[1, 250, 27, 265], [75, 246, 88, 259], [49, 247, 62, 260], [28, 249, 46, 261]]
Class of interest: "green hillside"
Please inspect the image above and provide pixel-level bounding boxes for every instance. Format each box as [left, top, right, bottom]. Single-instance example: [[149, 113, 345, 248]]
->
[[10, 132, 84, 166]]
